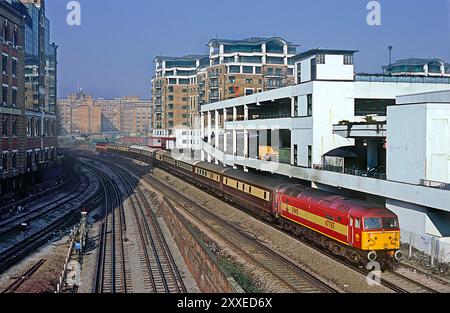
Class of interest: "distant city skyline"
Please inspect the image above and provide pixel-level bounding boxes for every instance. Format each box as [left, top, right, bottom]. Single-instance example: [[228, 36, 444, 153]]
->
[[47, 0, 450, 99]]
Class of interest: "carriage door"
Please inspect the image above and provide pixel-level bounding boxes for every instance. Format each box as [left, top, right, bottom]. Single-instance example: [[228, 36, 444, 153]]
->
[[348, 217, 354, 247]]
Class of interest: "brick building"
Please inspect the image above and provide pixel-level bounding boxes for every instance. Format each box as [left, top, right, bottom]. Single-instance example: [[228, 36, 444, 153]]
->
[[0, 0, 26, 194], [57, 93, 151, 136], [150, 37, 299, 136]]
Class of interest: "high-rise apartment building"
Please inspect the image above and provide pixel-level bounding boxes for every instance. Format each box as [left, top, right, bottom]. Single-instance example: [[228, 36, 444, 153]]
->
[[206, 37, 298, 103], [151, 55, 209, 136], [150, 37, 299, 136]]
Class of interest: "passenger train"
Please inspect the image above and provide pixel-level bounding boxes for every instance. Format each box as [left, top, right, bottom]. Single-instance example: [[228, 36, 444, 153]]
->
[[98, 143, 403, 270]]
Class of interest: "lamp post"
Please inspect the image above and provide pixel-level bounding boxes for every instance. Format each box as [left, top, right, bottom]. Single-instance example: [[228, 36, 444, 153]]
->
[[388, 45, 393, 67]]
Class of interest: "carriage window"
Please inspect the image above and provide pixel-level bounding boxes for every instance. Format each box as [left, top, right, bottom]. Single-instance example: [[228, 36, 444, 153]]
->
[[236, 182, 239, 188], [326, 215, 334, 221], [242, 184, 245, 191], [249, 187, 252, 193], [355, 218, 361, 229], [264, 192, 267, 200]]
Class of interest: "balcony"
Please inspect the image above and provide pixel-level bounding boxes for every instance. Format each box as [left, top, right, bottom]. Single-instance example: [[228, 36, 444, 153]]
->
[[313, 164, 387, 180]]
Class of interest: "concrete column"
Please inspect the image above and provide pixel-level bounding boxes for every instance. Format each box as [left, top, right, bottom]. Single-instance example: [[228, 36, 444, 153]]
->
[[291, 97, 296, 117], [223, 108, 227, 122], [200, 112, 205, 138], [233, 107, 237, 122], [233, 130, 237, 156], [244, 129, 249, 158], [244, 104, 248, 121], [207, 111, 212, 145], [215, 110, 219, 149], [367, 140, 378, 170]]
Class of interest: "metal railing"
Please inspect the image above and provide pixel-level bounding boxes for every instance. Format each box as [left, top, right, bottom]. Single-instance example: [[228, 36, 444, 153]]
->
[[420, 179, 450, 190], [314, 164, 388, 180], [355, 74, 450, 84]]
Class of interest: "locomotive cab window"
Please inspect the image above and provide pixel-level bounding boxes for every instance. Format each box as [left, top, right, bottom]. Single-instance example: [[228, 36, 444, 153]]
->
[[383, 217, 399, 230], [364, 217, 382, 230], [355, 218, 361, 229]]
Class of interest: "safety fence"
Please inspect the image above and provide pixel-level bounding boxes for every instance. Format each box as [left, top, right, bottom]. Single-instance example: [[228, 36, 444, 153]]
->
[[399, 230, 450, 274], [55, 228, 79, 293]]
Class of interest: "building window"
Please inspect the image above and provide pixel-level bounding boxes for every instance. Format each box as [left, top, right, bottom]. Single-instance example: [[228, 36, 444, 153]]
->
[[12, 59, 17, 76], [12, 118, 17, 136], [255, 67, 262, 74], [246, 78, 253, 84], [344, 54, 353, 65], [12, 153, 17, 171], [287, 68, 294, 76], [228, 66, 240, 74], [13, 26, 18, 46], [2, 85, 7, 105], [228, 76, 236, 83], [2, 118, 7, 137], [275, 68, 282, 76], [243, 66, 253, 74], [293, 145, 298, 166], [3, 23, 9, 42], [316, 54, 325, 64], [267, 68, 274, 75], [228, 86, 235, 94], [2, 54, 7, 74], [245, 89, 254, 96], [1, 153, 7, 172], [307, 94, 313, 116], [12, 88, 17, 106], [168, 86, 173, 92], [308, 145, 312, 168], [27, 118, 31, 137]]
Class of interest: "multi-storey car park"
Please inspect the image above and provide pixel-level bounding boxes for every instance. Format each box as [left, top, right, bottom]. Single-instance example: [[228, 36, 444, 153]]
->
[[197, 49, 450, 262]]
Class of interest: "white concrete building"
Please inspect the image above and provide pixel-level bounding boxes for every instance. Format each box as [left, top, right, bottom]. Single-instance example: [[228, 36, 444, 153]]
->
[[198, 49, 450, 261]]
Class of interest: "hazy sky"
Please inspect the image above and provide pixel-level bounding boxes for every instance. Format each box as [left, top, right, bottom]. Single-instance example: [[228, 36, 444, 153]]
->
[[46, 0, 450, 99]]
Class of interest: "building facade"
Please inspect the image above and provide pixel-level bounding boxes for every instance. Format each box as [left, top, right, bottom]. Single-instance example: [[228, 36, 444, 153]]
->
[[151, 55, 208, 136], [0, 0, 26, 194], [199, 49, 450, 261], [207, 37, 298, 103], [20, 0, 59, 183], [57, 93, 151, 136], [383, 58, 450, 77]]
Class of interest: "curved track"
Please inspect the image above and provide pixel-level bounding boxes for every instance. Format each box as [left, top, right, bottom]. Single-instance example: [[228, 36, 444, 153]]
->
[[79, 157, 186, 293], [99, 155, 338, 293]]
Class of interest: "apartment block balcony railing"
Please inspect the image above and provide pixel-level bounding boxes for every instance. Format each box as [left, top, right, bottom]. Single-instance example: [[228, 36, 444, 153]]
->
[[209, 72, 220, 78], [313, 164, 387, 180], [355, 74, 450, 84], [210, 82, 219, 88]]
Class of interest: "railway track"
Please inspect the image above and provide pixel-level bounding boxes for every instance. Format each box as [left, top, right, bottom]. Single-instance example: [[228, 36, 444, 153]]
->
[[0, 173, 86, 237], [101, 156, 337, 293], [1, 259, 47, 293], [79, 161, 128, 294], [111, 154, 445, 294], [110, 164, 187, 293], [0, 170, 103, 275]]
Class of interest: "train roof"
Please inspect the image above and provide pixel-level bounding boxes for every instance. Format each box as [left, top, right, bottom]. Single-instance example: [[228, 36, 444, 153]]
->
[[130, 145, 155, 152], [224, 168, 287, 190], [195, 161, 230, 174], [281, 186, 397, 218]]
